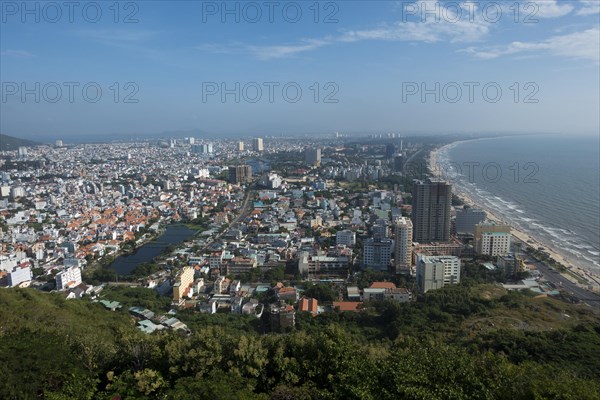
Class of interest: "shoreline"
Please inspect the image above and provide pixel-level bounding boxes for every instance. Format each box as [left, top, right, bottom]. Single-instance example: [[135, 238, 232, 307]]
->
[[428, 142, 600, 291]]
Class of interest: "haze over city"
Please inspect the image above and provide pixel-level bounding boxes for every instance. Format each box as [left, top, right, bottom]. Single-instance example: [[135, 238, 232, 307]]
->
[[1, 0, 599, 140]]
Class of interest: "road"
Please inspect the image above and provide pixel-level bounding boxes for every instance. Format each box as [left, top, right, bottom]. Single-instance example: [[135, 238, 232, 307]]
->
[[528, 258, 600, 309], [201, 185, 256, 252], [229, 186, 255, 227], [511, 238, 600, 309]]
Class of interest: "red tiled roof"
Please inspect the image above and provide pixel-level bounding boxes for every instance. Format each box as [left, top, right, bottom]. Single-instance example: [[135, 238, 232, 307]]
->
[[298, 297, 318, 314], [369, 282, 397, 289]]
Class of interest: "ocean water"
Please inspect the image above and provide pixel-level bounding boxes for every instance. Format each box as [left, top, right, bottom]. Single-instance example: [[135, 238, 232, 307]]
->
[[436, 135, 600, 274]]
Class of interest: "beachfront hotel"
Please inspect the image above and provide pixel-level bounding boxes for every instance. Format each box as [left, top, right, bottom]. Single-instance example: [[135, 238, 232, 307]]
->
[[474, 222, 512, 257]]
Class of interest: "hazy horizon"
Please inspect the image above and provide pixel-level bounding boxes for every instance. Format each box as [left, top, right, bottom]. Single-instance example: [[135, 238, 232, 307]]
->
[[2, 1, 599, 139]]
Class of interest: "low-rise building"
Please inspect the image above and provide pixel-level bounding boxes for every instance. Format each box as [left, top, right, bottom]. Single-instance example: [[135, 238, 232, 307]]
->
[[214, 276, 230, 294], [297, 296, 318, 316], [226, 257, 257, 275], [55, 266, 82, 290], [363, 238, 393, 271], [8, 265, 32, 287], [270, 303, 295, 332], [336, 230, 356, 247], [416, 255, 461, 293], [297, 250, 351, 277], [497, 253, 527, 278]]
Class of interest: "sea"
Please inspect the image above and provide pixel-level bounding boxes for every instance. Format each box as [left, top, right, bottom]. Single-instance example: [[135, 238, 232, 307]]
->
[[435, 134, 600, 274]]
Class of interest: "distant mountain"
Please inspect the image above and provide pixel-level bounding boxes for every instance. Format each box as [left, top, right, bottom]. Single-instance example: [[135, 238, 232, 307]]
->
[[0, 134, 42, 151]]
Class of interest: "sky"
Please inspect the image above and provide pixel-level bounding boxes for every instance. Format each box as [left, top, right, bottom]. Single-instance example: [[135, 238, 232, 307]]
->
[[1, 0, 599, 141]]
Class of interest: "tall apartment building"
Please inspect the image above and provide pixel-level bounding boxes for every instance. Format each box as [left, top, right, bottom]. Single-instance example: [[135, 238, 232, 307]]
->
[[252, 138, 264, 152], [191, 144, 213, 154], [393, 155, 405, 172], [55, 266, 82, 290], [474, 222, 511, 257], [385, 143, 396, 158], [363, 238, 393, 271], [305, 147, 322, 167], [416, 255, 461, 293], [238, 141, 244, 151], [394, 217, 413, 273], [17, 146, 28, 158], [411, 179, 452, 242], [455, 207, 486, 234], [228, 165, 253, 184]]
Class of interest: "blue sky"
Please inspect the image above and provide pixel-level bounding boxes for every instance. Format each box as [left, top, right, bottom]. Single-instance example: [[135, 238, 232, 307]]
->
[[1, 0, 599, 141]]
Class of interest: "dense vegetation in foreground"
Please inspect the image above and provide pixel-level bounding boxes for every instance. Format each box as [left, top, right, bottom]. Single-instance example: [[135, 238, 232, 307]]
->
[[1, 285, 599, 400]]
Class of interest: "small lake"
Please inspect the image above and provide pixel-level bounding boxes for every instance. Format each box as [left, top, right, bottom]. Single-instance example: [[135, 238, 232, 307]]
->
[[109, 224, 196, 275]]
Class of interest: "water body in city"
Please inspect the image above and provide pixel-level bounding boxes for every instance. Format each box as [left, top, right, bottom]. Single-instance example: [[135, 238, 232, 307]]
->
[[109, 224, 196, 275], [436, 134, 600, 273]]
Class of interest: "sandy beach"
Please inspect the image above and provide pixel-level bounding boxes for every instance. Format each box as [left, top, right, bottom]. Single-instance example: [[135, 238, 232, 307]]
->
[[428, 144, 600, 291]]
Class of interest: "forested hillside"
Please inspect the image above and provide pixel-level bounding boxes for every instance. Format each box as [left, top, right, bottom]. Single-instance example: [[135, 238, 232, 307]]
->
[[0, 134, 41, 151], [1, 286, 599, 399]]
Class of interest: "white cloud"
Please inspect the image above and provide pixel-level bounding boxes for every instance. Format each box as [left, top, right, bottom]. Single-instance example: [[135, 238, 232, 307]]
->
[[0, 50, 33, 57], [531, 0, 574, 18], [461, 28, 600, 62], [198, 1, 492, 60], [77, 29, 157, 44], [247, 39, 332, 60], [576, 0, 600, 16]]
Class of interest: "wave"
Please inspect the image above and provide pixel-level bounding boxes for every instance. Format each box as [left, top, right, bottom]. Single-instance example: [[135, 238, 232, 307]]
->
[[439, 137, 600, 274]]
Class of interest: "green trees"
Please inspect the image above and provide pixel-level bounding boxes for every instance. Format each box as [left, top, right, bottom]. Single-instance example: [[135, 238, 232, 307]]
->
[[302, 283, 337, 302], [1, 287, 600, 399]]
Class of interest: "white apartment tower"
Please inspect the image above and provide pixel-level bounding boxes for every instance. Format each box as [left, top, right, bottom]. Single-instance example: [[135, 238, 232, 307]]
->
[[394, 217, 413, 273], [252, 138, 264, 152]]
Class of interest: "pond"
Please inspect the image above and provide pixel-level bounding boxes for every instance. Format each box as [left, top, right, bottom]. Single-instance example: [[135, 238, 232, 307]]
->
[[108, 224, 196, 275]]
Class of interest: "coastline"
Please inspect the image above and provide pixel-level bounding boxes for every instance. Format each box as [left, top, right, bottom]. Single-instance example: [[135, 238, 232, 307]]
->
[[428, 142, 600, 291]]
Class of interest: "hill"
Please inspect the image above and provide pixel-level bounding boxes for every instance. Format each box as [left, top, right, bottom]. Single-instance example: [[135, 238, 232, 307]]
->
[[1, 285, 600, 399], [0, 134, 42, 151]]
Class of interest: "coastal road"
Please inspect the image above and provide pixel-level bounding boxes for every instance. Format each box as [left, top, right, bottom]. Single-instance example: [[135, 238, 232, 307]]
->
[[530, 258, 600, 309], [511, 237, 600, 309]]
